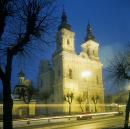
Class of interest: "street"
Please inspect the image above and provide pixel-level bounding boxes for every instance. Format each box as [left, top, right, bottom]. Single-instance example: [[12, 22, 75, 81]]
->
[[13, 116, 126, 129]]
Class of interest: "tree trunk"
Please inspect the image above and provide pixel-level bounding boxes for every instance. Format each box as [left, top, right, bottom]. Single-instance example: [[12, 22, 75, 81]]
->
[[0, 14, 6, 39], [3, 50, 13, 129], [85, 104, 89, 112], [95, 104, 97, 112], [27, 103, 29, 118], [27, 103, 30, 125], [124, 92, 130, 129], [69, 104, 71, 115], [3, 81, 13, 129], [80, 104, 84, 113]]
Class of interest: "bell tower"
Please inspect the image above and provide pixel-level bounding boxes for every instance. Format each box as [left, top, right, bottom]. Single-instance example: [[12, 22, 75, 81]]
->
[[81, 23, 99, 61], [55, 10, 75, 54], [53, 10, 76, 104]]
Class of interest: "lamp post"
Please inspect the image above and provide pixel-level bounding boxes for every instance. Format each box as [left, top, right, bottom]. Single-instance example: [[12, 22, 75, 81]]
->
[[124, 85, 130, 128]]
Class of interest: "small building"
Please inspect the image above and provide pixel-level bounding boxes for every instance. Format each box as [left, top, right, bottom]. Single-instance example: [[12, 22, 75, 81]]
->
[[13, 71, 31, 99], [13, 71, 36, 118]]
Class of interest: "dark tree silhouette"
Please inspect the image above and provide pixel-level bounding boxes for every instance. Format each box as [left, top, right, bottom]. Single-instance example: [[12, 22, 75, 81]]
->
[[83, 91, 89, 112], [107, 52, 130, 129], [17, 85, 36, 103], [92, 95, 99, 112], [76, 96, 84, 113], [0, 0, 57, 128], [0, 0, 15, 38], [64, 92, 74, 115]]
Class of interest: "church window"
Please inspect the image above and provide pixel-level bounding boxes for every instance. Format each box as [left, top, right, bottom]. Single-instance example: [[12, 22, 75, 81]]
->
[[69, 69, 72, 79], [67, 39, 70, 45]]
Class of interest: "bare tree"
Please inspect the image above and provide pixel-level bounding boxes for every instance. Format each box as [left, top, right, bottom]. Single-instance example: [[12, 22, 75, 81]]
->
[[76, 96, 84, 113], [107, 51, 130, 128], [16, 85, 36, 103], [0, 0, 15, 38], [92, 95, 99, 112], [0, 0, 57, 128], [83, 91, 89, 112], [64, 92, 74, 115]]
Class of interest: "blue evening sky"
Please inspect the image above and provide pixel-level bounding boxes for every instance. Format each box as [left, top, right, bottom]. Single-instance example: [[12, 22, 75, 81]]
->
[[60, 0, 130, 93], [1, 0, 130, 94]]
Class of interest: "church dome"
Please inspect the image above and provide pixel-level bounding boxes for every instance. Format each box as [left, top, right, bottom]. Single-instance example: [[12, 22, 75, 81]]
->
[[18, 70, 25, 77], [58, 9, 71, 31]]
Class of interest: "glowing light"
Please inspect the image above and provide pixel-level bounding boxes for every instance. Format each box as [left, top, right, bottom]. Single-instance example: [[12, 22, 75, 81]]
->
[[81, 71, 92, 78]]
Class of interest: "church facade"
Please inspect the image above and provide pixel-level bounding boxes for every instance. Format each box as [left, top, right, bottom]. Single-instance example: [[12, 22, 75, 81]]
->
[[38, 11, 104, 114]]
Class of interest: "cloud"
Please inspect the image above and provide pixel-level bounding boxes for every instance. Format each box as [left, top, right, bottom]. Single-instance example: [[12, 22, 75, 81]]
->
[[99, 43, 125, 68]]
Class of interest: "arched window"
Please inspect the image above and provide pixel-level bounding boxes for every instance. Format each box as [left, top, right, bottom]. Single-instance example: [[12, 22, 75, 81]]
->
[[67, 39, 70, 45], [69, 69, 72, 79]]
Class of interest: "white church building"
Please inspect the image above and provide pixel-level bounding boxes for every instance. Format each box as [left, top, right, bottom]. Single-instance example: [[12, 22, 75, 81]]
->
[[38, 10, 104, 114]]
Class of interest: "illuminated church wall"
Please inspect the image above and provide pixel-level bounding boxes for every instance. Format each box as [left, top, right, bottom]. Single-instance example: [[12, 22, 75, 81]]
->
[[38, 11, 104, 114]]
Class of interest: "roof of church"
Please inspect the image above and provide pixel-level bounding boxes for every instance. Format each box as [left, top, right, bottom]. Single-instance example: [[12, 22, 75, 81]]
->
[[18, 70, 25, 77], [58, 9, 71, 31], [85, 23, 96, 42]]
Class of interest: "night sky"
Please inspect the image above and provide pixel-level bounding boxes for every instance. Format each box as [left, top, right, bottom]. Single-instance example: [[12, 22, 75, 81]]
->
[[61, 0, 130, 62], [1, 0, 130, 94]]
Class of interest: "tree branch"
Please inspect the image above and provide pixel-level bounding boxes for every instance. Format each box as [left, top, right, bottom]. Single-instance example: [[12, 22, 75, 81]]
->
[[11, 33, 30, 55], [0, 0, 14, 39], [0, 66, 5, 82]]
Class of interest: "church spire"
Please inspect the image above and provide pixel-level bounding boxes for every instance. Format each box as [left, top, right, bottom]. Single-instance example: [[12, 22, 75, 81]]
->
[[85, 23, 95, 41], [61, 7, 67, 24], [18, 70, 25, 77], [58, 8, 71, 30]]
